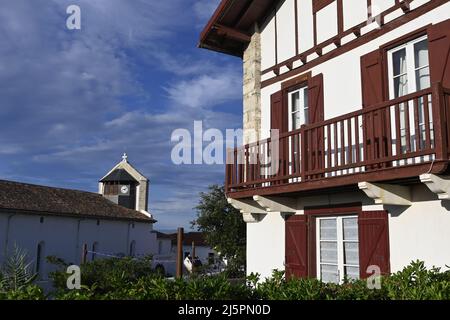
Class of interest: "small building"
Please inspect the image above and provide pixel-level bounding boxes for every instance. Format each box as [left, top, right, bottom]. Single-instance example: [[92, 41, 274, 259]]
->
[[0, 154, 157, 282]]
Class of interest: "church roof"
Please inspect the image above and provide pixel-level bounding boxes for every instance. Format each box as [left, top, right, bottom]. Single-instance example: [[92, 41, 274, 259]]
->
[[0, 180, 155, 223], [100, 169, 137, 183]]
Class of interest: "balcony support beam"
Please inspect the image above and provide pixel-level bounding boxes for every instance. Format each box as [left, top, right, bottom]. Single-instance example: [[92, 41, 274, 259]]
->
[[358, 182, 412, 206], [420, 174, 450, 200], [227, 198, 266, 223], [253, 195, 297, 213]]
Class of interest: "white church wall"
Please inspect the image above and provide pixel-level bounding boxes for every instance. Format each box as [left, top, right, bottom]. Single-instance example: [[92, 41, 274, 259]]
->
[[0, 213, 156, 281]]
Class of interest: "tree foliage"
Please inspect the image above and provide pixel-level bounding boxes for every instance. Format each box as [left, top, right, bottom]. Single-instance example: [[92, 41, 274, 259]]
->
[[192, 185, 246, 276]]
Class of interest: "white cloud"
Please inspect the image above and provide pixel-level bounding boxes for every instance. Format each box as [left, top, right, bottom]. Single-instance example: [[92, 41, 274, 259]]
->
[[165, 68, 242, 109]]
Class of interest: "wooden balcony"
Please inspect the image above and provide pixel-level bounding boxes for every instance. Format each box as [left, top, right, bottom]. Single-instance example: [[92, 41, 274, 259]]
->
[[226, 83, 450, 199]]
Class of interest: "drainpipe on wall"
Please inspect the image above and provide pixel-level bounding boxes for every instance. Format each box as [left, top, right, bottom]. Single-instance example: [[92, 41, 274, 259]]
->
[[75, 218, 85, 264], [126, 222, 133, 255], [3, 214, 16, 258]]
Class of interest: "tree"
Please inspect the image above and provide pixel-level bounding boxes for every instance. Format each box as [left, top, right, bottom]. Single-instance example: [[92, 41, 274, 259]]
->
[[192, 185, 246, 276]]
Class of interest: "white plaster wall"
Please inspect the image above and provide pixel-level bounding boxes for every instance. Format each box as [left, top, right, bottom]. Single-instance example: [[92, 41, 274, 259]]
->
[[0, 213, 156, 280], [371, 0, 395, 16], [387, 185, 450, 272], [276, 0, 296, 63], [316, 1, 338, 43], [260, 3, 450, 127], [261, 13, 276, 70], [343, 0, 368, 31], [298, 0, 314, 53], [246, 212, 285, 279]]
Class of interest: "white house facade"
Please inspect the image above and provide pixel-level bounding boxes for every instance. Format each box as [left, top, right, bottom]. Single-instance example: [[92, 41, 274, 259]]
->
[[0, 155, 157, 282], [200, 0, 450, 281]]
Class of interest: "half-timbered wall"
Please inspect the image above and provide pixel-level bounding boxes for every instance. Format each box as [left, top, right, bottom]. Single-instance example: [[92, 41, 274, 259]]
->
[[259, 0, 450, 140]]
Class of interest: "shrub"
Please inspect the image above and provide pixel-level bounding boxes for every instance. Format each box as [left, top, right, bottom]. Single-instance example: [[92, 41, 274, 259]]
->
[[383, 260, 450, 300], [48, 259, 450, 300], [0, 246, 45, 300], [48, 255, 155, 295]]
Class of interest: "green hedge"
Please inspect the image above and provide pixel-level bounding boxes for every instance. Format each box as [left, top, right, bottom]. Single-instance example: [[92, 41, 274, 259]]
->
[[1, 260, 449, 300]]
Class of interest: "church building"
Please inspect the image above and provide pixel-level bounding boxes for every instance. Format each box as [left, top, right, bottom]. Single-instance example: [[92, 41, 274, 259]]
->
[[0, 154, 157, 282]]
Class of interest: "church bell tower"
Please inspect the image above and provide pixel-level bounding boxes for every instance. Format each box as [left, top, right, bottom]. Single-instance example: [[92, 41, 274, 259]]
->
[[99, 153, 149, 213]]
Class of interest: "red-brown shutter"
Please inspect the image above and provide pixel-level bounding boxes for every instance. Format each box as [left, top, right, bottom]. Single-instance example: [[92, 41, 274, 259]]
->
[[428, 19, 450, 88], [308, 74, 324, 124], [307, 74, 325, 173], [361, 49, 385, 107], [361, 50, 389, 166], [270, 90, 288, 133], [358, 211, 390, 278], [285, 215, 309, 279]]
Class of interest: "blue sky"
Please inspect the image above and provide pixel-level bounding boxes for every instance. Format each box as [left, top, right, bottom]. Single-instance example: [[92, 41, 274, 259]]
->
[[0, 0, 243, 230]]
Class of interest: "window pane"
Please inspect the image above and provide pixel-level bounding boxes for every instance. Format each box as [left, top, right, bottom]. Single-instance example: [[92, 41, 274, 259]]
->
[[414, 39, 429, 69], [415, 67, 430, 91], [344, 242, 359, 265], [291, 91, 300, 112], [320, 219, 337, 240], [292, 112, 301, 130], [320, 241, 338, 264], [343, 217, 358, 240], [394, 75, 408, 98], [393, 48, 407, 76], [303, 88, 309, 124], [344, 266, 360, 280], [321, 264, 339, 284]]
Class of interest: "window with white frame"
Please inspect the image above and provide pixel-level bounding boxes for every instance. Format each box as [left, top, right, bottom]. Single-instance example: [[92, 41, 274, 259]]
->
[[288, 86, 309, 131], [316, 216, 359, 284], [387, 36, 430, 152], [388, 35, 430, 99]]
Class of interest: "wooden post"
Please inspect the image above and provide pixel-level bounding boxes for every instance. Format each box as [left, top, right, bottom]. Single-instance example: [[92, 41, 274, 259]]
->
[[432, 82, 447, 160], [176, 227, 184, 279]]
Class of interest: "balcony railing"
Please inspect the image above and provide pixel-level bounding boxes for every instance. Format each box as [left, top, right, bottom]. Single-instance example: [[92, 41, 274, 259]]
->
[[226, 83, 450, 197]]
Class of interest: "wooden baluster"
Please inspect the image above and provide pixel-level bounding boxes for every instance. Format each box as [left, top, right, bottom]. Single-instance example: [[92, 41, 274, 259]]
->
[[301, 126, 307, 181], [423, 94, 431, 150], [413, 98, 421, 151], [355, 116, 360, 163], [327, 124, 332, 170], [385, 106, 393, 159], [395, 104, 402, 156], [340, 121, 345, 167], [334, 122, 338, 167], [404, 101, 411, 153], [347, 118, 352, 164]]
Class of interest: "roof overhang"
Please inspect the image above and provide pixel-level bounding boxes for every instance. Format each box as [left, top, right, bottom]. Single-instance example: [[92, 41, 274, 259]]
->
[[198, 0, 276, 57]]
